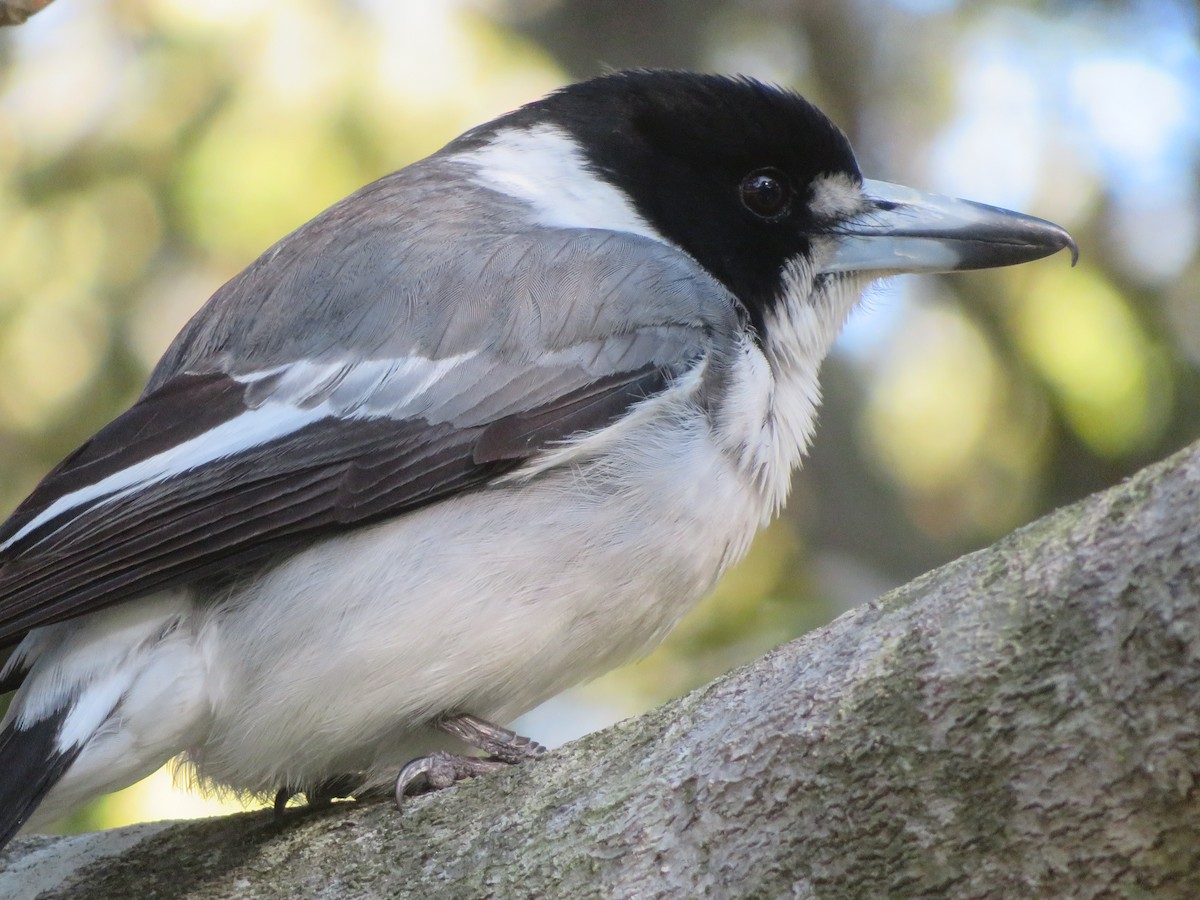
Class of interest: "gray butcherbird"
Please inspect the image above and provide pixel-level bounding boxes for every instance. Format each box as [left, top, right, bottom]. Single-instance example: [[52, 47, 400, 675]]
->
[[0, 70, 1076, 846]]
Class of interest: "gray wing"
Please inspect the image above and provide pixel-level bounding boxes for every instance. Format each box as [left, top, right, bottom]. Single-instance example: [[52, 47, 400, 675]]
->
[[149, 163, 733, 383], [0, 214, 740, 649]]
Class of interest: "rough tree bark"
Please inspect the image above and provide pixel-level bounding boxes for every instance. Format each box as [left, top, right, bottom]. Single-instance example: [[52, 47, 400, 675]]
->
[[2, 438, 1198, 899]]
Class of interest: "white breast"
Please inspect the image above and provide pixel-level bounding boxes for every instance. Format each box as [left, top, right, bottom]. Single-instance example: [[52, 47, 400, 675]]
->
[[189, 365, 771, 792], [12, 313, 842, 810]]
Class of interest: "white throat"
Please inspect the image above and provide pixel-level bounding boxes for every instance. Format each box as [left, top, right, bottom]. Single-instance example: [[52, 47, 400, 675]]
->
[[730, 260, 869, 518]]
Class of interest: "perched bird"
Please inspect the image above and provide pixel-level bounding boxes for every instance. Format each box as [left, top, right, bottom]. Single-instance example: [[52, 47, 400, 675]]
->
[[0, 70, 1076, 847]]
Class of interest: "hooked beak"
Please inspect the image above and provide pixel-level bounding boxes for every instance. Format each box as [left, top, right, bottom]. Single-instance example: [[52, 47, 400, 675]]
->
[[824, 179, 1078, 275]]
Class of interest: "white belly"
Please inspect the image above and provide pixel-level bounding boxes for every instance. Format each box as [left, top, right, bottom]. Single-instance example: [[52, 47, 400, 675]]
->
[[9, 342, 810, 823], [187, 410, 765, 793]]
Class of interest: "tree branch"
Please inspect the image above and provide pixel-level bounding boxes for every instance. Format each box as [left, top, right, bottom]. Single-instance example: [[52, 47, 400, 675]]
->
[[0, 0, 53, 27], [4, 439, 1199, 898]]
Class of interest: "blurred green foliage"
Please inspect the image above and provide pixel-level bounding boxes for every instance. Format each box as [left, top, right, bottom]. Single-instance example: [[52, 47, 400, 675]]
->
[[1, 0, 1197, 830]]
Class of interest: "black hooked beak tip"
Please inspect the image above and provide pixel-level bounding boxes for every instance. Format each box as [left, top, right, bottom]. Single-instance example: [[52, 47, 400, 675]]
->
[[823, 179, 1079, 276]]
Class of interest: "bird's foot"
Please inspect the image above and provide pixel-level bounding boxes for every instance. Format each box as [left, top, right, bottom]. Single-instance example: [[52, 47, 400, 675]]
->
[[273, 773, 360, 820], [436, 712, 548, 763], [393, 713, 547, 808], [392, 752, 512, 803]]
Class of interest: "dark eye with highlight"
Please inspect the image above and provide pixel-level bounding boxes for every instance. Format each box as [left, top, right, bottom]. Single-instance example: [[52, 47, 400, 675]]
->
[[739, 168, 792, 220]]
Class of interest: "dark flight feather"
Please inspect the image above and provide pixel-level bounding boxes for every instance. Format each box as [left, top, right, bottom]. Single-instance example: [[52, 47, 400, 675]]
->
[[0, 708, 81, 849], [0, 362, 679, 648]]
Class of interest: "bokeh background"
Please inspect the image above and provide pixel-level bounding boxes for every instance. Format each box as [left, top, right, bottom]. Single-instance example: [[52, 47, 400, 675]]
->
[[1, 0, 1197, 834]]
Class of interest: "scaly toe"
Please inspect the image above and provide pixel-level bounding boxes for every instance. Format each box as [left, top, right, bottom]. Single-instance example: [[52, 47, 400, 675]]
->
[[393, 751, 512, 809]]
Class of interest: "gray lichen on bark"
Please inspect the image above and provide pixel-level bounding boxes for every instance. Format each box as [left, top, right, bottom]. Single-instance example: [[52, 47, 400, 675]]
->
[[3, 440, 1199, 899]]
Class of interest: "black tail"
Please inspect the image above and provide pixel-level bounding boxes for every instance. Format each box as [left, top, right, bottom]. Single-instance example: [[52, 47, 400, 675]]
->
[[0, 707, 81, 853]]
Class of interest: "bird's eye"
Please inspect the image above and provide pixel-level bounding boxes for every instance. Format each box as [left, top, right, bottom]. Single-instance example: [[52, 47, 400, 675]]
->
[[739, 168, 792, 220]]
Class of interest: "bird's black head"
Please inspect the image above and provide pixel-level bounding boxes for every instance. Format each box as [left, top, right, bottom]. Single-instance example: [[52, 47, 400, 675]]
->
[[450, 70, 1076, 344], [500, 70, 864, 336]]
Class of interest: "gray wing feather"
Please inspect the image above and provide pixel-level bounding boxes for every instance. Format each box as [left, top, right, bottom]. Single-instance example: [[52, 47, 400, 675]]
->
[[0, 171, 741, 647], [149, 159, 738, 386]]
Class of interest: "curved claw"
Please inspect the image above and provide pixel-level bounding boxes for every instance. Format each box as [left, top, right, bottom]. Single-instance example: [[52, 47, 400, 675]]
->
[[393, 716, 549, 811], [394, 755, 437, 808], [393, 751, 512, 810]]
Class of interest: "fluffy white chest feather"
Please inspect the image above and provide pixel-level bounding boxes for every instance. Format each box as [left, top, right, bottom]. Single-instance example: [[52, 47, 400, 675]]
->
[[196, 337, 823, 790], [9, 330, 835, 821]]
